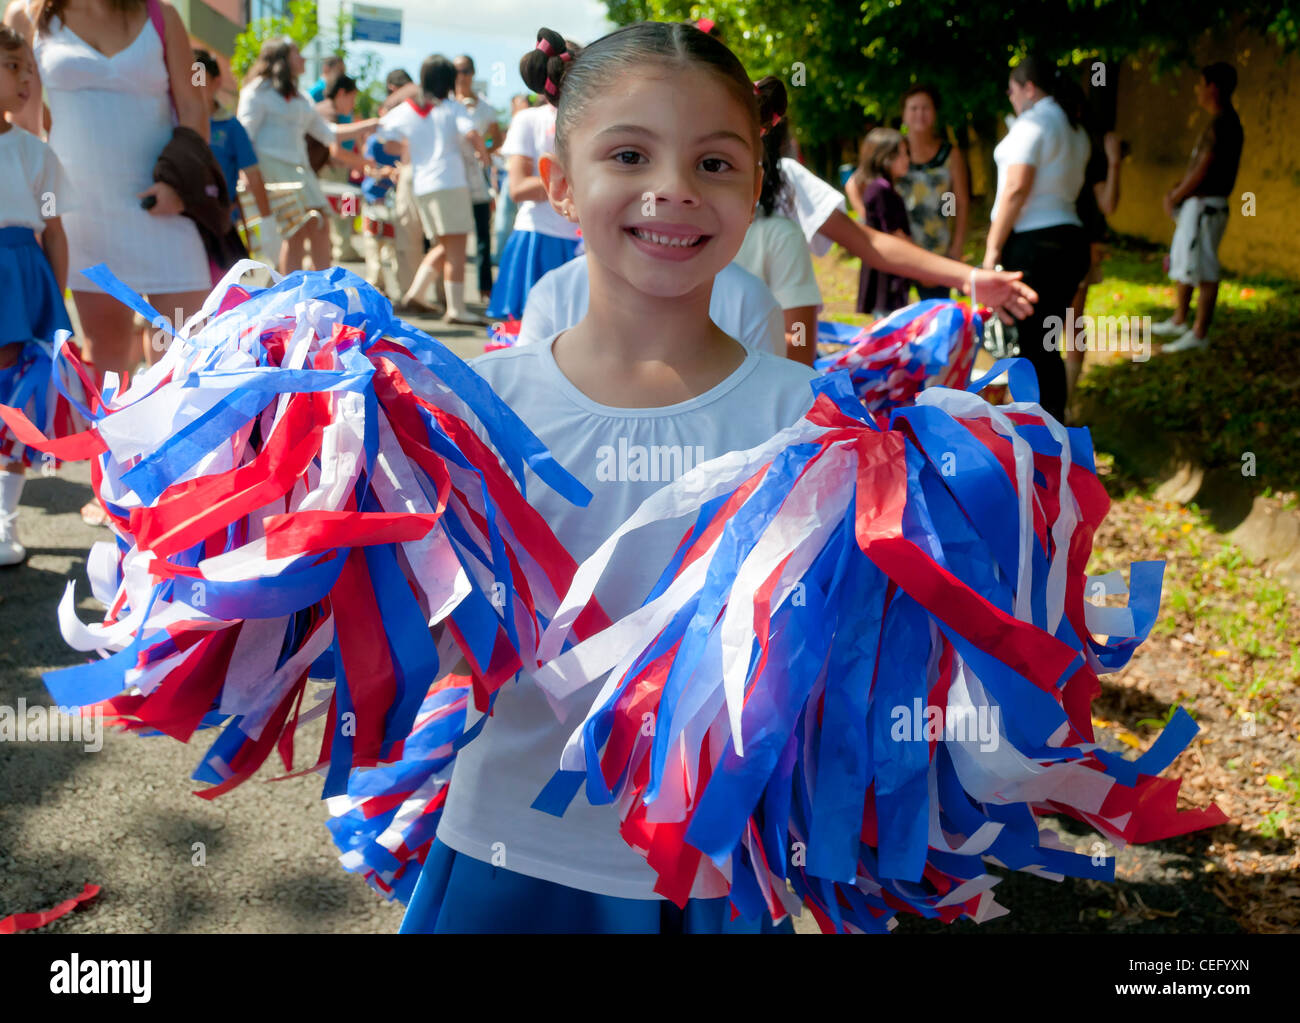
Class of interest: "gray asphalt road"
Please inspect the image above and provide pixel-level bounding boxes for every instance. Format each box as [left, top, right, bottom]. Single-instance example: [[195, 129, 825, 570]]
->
[[0, 272, 484, 933]]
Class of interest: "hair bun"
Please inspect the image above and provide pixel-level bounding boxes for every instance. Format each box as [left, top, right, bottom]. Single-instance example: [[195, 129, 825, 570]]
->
[[519, 27, 571, 106]]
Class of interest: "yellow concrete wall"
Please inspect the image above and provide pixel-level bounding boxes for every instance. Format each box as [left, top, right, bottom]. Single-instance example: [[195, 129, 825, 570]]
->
[[1112, 29, 1299, 280]]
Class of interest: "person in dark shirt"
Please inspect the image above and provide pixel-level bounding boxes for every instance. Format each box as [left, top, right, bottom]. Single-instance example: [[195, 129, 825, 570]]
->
[[848, 128, 913, 315], [1153, 62, 1244, 352]]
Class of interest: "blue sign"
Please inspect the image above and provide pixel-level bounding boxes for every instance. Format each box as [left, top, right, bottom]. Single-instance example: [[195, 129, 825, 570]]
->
[[352, 3, 401, 45]]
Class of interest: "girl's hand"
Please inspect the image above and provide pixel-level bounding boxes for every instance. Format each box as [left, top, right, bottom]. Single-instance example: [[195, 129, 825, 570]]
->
[[138, 181, 185, 216], [981, 249, 999, 271], [1103, 131, 1122, 164], [967, 268, 1037, 323]]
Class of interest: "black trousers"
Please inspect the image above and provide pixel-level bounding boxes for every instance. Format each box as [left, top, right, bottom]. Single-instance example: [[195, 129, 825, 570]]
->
[[472, 200, 493, 298], [1000, 224, 1090, 423]]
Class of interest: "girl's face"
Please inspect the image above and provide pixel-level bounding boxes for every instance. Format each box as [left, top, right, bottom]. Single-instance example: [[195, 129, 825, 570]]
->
[[543, 66, 762, 301], [901, 94, 935, 135], [889, 142, 910, 180], [0, 45, 34, 114], [288, 44, 306, 76]]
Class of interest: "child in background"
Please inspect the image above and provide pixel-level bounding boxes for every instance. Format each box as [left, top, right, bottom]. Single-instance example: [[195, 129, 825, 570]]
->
[[359, 130, 402, 298], [849, 128, 913, 316], [484, 38, 586, 322], [0, 28, 72, 565], [403, 22, 815, 934], [376, 54, 489, 324], [192, 48, 277, 263]]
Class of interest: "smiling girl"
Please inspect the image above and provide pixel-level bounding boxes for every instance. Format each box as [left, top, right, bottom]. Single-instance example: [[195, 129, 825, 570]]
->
[[402, 22, 818, 935]]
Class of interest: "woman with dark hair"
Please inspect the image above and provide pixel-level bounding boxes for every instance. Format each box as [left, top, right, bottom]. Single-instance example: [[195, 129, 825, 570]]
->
[[236, 37, 375, 275], [983, 54, 1090, 422], [894, 84, 968, 298], [731, 79, 821, 366]]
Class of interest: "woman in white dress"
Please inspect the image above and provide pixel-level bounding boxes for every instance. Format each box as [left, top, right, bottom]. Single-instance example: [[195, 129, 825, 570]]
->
[[236, 37, 376, 276], [4, 0, 212, 380]]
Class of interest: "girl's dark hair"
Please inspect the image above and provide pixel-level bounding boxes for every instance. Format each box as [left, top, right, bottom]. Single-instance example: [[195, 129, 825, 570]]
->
[[520, 22, 785, 164], [385, 68, 413, 91], [0, 23, 26, 51], [249, 37, 298, 99], [38, 0, 139, 31], [1010, 53, 1081, 128], [419, 54, 457, 101], [856, 127, 907, 184], [755, 75, 792, 216]]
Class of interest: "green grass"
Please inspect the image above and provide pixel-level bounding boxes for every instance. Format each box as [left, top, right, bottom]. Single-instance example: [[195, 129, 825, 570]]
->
[[1075, 239, 1300, 491]]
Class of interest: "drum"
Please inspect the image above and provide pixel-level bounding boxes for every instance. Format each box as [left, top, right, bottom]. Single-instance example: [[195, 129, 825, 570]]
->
[[236, 181, 321, 253]]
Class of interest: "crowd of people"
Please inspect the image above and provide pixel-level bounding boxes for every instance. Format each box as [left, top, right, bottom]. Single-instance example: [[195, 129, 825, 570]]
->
[[841, 59, 1243, 423]]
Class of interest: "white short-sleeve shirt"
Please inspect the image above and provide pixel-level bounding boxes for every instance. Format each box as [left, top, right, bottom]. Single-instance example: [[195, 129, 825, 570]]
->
[[499, 104, 580, 240], [0, 127, 73, 233], [732, 211, 823, 311], [516, 255, 785, 355], [236, 79, 334, 166], [377, 97, 475, 195], [436, 339, 819, 898], [991, 95, 1089, 232], [778, 157, 847, 257]]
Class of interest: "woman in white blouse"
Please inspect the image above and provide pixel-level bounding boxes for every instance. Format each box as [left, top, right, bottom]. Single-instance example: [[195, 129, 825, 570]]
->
[[237, 38, 375, 274], [983, 55, 1090, 422]]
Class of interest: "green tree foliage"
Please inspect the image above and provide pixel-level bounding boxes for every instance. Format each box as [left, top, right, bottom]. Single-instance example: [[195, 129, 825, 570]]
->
[[230, 0, 383, 117], [231, 0, 319, 81], [605, 1, 1300, 176]]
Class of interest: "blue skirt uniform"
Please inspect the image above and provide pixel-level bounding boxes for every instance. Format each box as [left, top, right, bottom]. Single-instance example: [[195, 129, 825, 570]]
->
[[485, 230, 581, 321], [399, 837, 796, 934]]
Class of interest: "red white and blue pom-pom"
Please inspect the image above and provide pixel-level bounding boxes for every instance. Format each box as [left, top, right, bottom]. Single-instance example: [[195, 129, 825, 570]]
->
[[0, 335, 92, 468], [485, 318, 522, 353], [815, 299, 980, 424], [520, 359, 1226, 933], [0, 261, 608, 800]]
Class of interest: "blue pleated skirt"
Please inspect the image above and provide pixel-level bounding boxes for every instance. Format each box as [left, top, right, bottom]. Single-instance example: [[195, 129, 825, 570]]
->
[[398, 838, 796, 934], [0, 226, 72, 346], [485, 230, 581, 321]]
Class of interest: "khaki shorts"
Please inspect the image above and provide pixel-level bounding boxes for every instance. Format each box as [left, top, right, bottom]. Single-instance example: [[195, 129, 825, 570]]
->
[[414, 186, 474, 239], [1169, 197, 1230, 284]]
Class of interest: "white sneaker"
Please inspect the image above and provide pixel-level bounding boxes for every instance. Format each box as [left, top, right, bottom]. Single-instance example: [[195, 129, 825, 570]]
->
[[1151, 317, 1189, 337], [1160, 328, 1209, 353], [0, 515, 25, 567]]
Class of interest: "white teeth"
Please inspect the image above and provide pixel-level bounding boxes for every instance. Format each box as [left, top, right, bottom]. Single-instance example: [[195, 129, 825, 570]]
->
[[632, 228, 701, 248]]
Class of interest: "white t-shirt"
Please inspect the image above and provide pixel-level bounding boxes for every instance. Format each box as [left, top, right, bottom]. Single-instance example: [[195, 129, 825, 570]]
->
[[499, 104, 580, 240], [377, 97, 475, 195], [0, 126, 72, 233], [991, 95, 1089, 232], [236, 79, 334, 166], [516, 256, 784, 354], [733, 212, 823, 310], [778, 157, 846, 257], [456, 92, 497, 203], [436, 339, 819, 899]]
